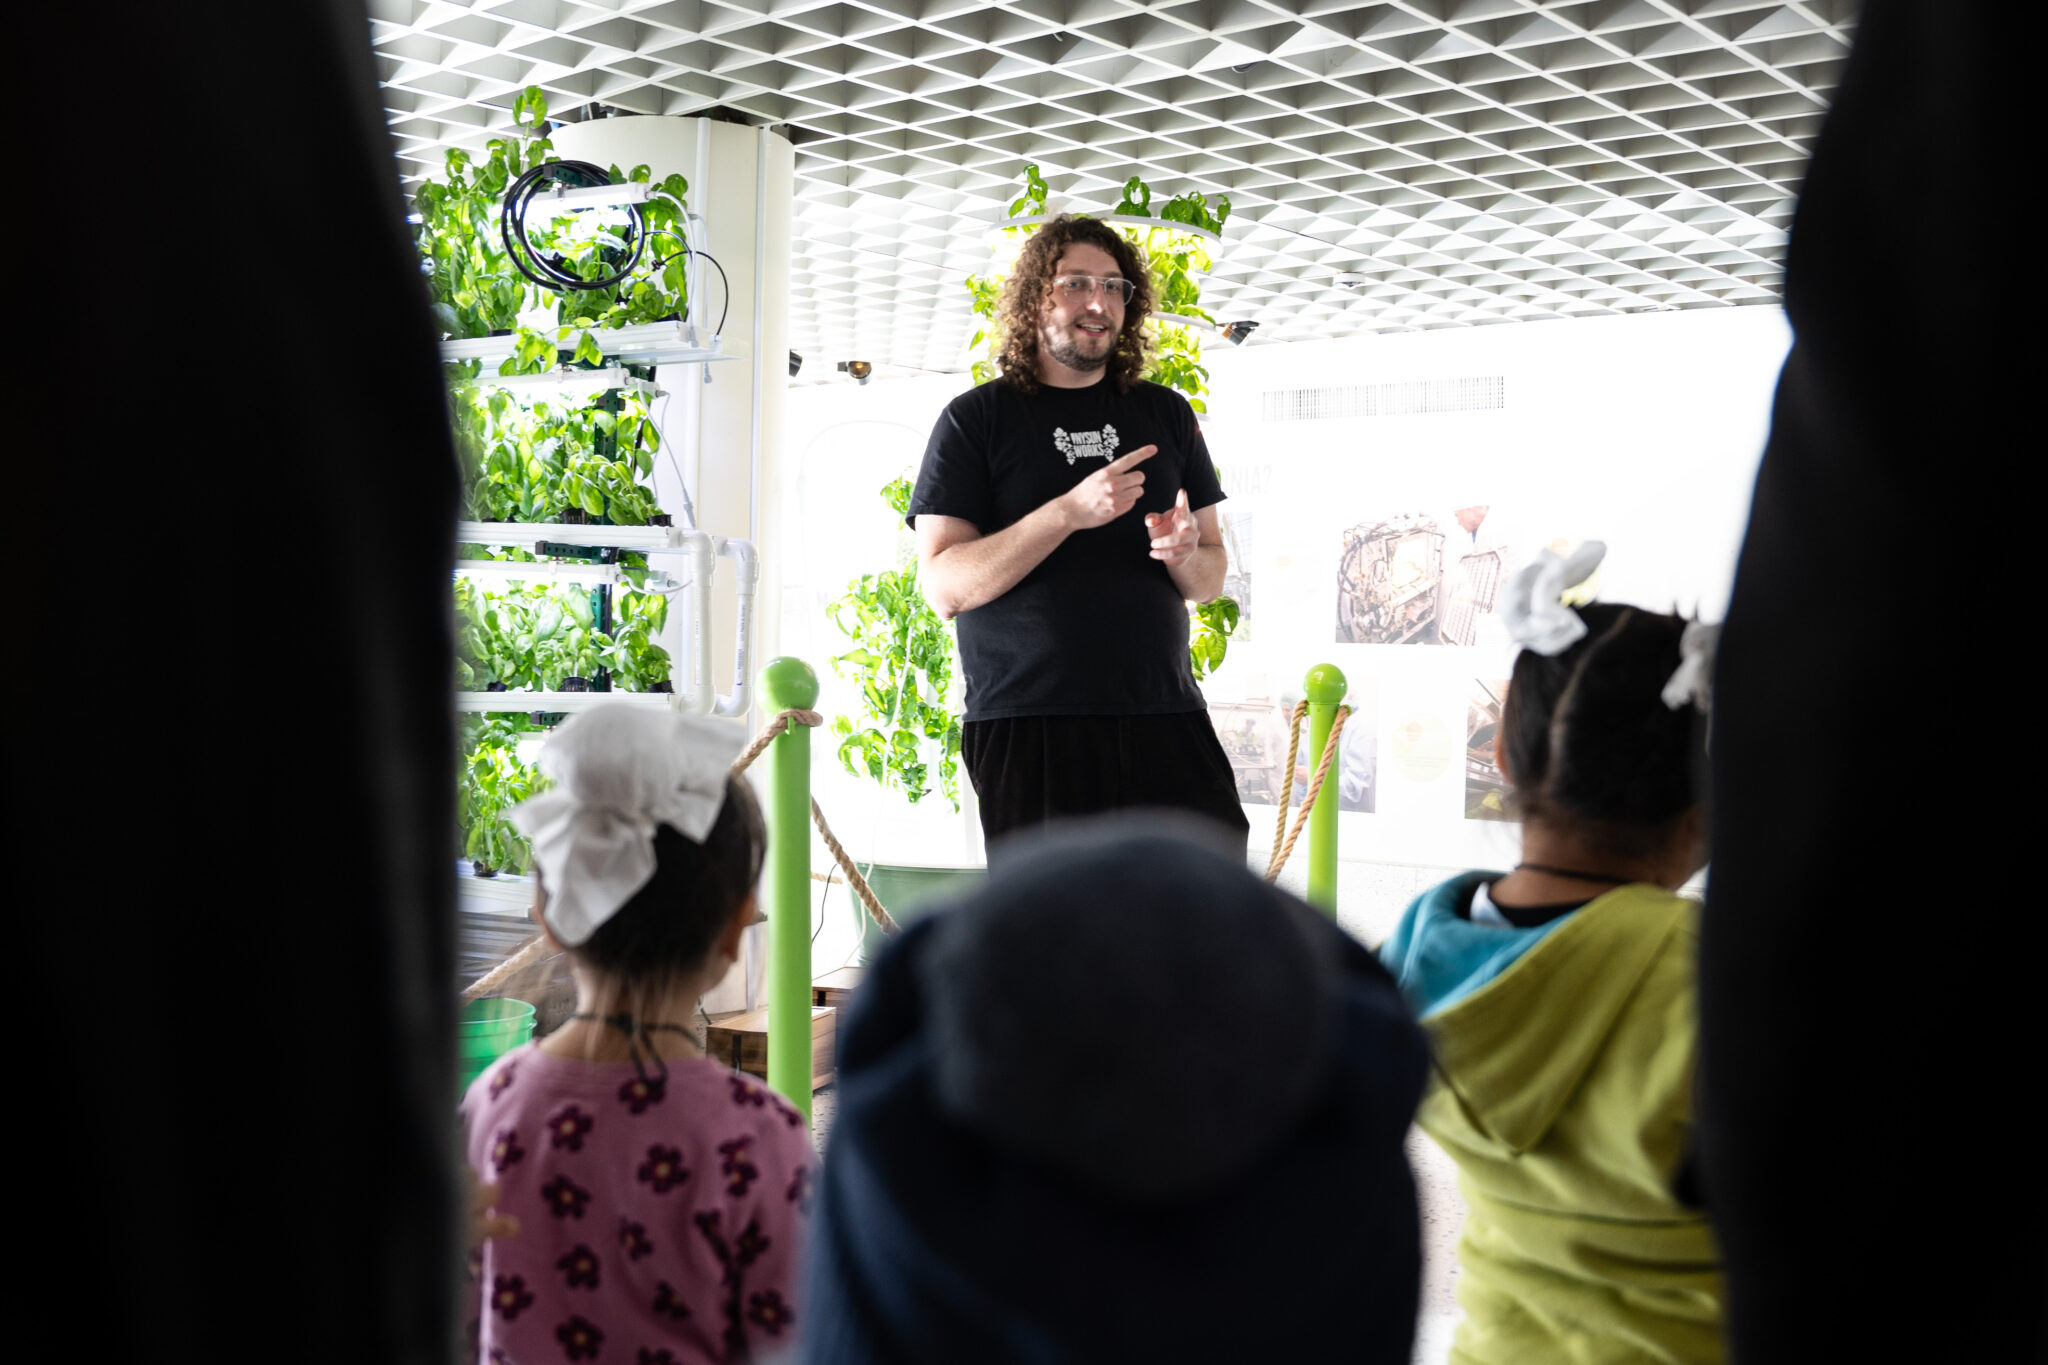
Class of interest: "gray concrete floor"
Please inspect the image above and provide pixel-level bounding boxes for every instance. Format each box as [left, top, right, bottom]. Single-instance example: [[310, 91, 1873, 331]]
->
[[1408, 1126, 1467, 1364], [809, 1085, 1465, 1361]]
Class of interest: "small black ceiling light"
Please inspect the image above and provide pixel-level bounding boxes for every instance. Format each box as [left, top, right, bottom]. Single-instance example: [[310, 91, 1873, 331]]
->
[[788, 350, 803, 377], [1220, 320, 1259, 345], [837, 360, 874, 384]]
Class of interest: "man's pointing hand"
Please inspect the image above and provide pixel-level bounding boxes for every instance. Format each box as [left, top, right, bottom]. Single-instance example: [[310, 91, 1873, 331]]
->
[[1062, 444, 1155, 530]]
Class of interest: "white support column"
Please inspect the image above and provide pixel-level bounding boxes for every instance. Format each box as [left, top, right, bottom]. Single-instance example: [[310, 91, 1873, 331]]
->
[[548, 116, 795, 714]]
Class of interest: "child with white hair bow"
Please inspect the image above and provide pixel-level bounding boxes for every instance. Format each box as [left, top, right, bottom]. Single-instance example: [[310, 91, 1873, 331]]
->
[[461, 706, 814, 1365], [1378, 544, 1727, 1365]]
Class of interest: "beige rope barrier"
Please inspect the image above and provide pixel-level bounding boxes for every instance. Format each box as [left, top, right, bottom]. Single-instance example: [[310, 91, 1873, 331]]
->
[[1264, 701, 1351, 883], [462, 705, 897, 1001], [462, 933, 555, 1002]]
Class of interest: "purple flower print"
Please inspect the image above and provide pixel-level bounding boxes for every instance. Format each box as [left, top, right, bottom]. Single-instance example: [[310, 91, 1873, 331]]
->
[[557, 1244, 601, 1290], [652, 1281, 692, 1320], [747, 1289, 794, 1336], [488, 1063, 517, 1098], [717, 1137, 760, 1196], [556, 1316, 604, 1361], [618, 1218, 654, 1261], [729, 1074, 802, 1124], [490, 1274, 534, 1321], [637, 1145, 689, 1194], [637, 1350, 677, 1365], [693, 1211, 736, 1285], [547, 1103, 595, 1152], [490, 1127, 525, 1173], [540, 1174, 592, 1219], [732, 1219, 770, 1269], [785, 1165, 815, 1214], [618, 1072, 666, 1114]]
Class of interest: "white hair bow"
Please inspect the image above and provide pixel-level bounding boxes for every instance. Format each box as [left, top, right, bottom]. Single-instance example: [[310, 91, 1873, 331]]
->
[[1500, 541, 1607, 657], [509, 706, 745, 947], [1660, 621, 1720, 714]]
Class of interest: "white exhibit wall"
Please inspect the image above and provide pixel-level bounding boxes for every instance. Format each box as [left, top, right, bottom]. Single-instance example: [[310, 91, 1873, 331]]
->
[[776, 305, 1789, 949], [1199, 304, 1788, 938]]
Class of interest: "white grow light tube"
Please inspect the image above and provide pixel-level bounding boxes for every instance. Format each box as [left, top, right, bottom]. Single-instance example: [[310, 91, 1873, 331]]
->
[[528, 180, 654, 217], [488, 366, 665, 402], [453, 560, 680, 591]]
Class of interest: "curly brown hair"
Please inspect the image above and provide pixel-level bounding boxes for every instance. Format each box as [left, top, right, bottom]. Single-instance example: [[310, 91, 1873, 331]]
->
[[993, 214, 1154, 394]]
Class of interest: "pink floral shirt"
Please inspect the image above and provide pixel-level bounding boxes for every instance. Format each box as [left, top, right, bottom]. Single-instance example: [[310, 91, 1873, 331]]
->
[[462, 1044, 815, 1365]]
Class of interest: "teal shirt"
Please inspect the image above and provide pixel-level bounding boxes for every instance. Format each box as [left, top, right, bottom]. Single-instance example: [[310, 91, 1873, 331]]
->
[[1378, 871, 1577, 1018]]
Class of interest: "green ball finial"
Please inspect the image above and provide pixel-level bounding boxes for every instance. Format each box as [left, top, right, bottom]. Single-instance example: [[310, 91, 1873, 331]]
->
[[1303, 662, 1348, 706], [757, 657, 819, 712]]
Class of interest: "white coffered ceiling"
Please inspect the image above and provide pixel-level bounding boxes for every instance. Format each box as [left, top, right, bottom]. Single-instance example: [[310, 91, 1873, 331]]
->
[[372, 0, 1854, 376]]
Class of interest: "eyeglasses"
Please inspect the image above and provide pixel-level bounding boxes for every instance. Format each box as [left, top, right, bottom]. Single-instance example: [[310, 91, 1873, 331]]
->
[[1052, 274, 1136, 304]]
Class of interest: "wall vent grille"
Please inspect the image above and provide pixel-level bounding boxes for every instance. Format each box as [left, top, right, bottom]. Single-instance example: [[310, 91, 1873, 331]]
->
[[1261, 375, 1506, 421]]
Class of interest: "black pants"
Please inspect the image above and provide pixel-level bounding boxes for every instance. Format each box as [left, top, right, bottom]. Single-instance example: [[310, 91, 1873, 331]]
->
[[962, 712, 1251, 857]]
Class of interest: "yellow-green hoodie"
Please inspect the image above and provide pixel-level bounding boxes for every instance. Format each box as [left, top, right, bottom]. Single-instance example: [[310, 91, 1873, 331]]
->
[[1380, 873, 1723, 1364]]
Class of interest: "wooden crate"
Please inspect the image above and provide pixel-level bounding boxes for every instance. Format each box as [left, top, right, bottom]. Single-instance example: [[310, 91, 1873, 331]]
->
[[812, 966, 866, 1011], [704, 1005, 835, 1091]]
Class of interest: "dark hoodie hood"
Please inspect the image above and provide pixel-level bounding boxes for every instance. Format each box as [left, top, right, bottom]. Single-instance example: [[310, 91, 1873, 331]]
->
[[800, 816, 1430, 1365]]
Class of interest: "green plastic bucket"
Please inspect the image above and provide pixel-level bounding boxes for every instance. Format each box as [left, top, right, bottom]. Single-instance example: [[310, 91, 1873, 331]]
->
[[458, 997, 537, 1092], [850, 863, 984, 965]]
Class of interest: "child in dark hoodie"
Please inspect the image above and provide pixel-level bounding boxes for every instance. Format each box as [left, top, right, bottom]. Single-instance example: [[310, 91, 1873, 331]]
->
[[802, 814, 1431, 1365], [1380, 545, 1723, 1364]]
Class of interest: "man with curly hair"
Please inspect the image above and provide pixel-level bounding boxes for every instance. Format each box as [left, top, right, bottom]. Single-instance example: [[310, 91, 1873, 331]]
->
[[908, 214, 1247, 852]]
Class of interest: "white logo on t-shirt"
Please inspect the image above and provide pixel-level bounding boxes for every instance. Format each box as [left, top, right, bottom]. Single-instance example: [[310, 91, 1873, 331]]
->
[[1053, 424, 1118, 466]]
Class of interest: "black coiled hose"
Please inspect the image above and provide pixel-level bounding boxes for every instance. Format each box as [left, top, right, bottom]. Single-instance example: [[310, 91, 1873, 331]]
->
[[500, 158, 646, 292]]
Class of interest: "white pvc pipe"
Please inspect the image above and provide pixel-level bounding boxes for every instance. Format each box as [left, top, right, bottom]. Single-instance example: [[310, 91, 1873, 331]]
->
[[713, 536, 759, 718], [676, 531, 717, 715]]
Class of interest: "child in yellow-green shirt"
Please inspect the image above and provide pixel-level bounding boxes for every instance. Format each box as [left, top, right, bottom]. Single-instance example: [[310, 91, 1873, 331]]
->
[[1382, 544, 1724, 1365]]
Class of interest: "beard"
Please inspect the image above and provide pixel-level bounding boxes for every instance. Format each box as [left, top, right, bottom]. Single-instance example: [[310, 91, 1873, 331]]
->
[[1042, 322, 1114, 374]]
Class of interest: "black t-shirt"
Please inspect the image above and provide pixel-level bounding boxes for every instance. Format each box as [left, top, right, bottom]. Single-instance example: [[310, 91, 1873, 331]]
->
[[908, 377, 1227, 722]]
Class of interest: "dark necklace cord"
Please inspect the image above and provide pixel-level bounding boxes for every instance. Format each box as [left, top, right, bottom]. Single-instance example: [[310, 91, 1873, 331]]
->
[[567, 1010, 697, 1089], [1513, 863, 1637, 885]]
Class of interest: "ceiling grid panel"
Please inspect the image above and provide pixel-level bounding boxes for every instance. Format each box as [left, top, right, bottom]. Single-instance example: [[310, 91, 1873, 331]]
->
[[370, 0, 1855, 373]]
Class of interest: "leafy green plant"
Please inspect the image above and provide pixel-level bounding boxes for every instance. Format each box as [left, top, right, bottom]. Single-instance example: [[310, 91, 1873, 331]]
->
[[460, 715, 545, 876], [415, 141, 544, 342], [411, 86, 691, 375], [1188, 596, 1241, 680], [1007, 163, 1050, 217], [599, 588, 673, 691], [828, 477, 963, 808], [448, 382, 665, 524], [457, 574, 674, 693]]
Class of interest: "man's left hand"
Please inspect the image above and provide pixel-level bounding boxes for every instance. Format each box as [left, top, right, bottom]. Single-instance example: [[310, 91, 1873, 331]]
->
[[1146, 489, 1199, 566]]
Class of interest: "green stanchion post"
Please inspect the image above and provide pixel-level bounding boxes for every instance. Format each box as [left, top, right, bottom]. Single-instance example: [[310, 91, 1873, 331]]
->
[[756, 657, 817, 1122], [1303, 663, 1347, 915]]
